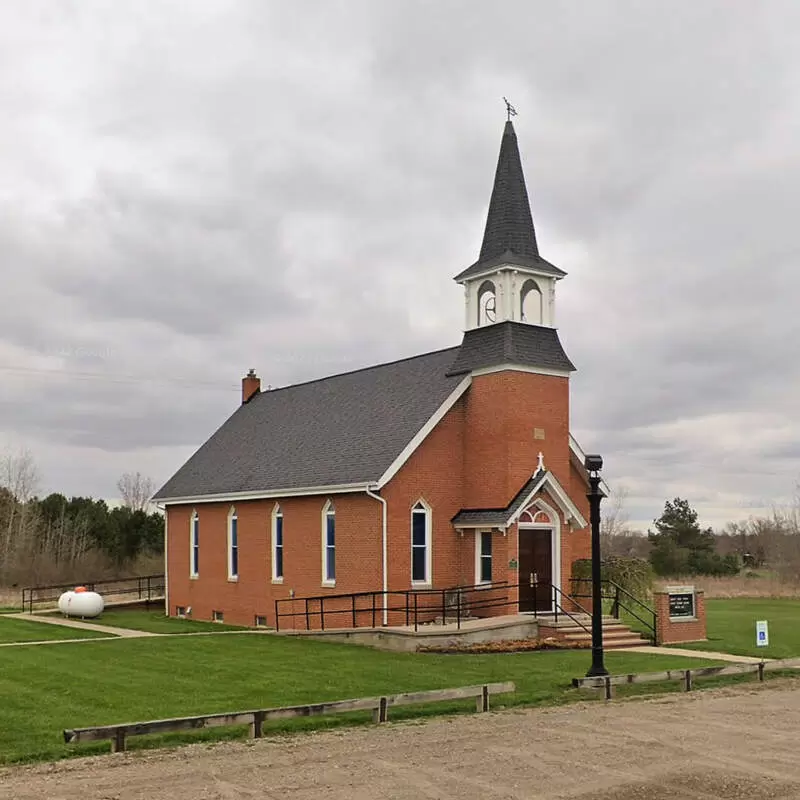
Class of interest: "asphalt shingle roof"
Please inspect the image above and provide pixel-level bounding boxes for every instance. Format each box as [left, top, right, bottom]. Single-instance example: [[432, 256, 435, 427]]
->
[[153, 347, 464, 501], [451, 472, 545, 527], [446, 321, 575, 376]]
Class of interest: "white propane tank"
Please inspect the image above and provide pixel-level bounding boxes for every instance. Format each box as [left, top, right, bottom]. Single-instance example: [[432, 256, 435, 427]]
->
[[57, 587, 104, 618]]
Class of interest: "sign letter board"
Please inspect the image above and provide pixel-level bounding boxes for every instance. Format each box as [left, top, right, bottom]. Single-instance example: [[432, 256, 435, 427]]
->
[[667, 586, 695, 619]]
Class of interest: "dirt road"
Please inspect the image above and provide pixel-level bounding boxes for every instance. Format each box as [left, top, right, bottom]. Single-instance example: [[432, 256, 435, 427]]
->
[[3, 681, 800, 799]]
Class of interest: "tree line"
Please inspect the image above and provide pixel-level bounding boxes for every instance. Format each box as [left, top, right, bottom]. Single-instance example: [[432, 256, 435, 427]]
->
[[602, 487, 800, 580], [0, 448, 163, 586]]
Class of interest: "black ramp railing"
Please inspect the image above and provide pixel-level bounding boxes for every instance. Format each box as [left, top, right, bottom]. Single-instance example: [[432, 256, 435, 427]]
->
[[21, 574, 166, 614]]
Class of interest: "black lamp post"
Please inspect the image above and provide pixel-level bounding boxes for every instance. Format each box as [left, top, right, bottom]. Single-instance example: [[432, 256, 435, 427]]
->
[[584, 454, 608, 678]]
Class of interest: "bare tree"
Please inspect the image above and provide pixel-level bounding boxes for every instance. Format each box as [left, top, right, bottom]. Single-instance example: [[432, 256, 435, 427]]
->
[[117, 472, 155, 512], [0, 446, 41, 567], [600, 486, 650, 559]]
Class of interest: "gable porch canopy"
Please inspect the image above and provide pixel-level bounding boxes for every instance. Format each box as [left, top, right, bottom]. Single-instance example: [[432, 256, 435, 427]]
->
[[451, 469, 588, 531]]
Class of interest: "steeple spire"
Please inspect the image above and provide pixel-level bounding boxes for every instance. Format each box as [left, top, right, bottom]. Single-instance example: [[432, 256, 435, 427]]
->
[[478, 120, 539, 263]]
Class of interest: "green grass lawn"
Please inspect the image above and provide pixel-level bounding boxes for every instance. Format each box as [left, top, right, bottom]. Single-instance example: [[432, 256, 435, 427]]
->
[[94, 608, 246, 634], [672, 598, 800, 659], [0, 617, 112, 644], [0, 633, 722, 765]]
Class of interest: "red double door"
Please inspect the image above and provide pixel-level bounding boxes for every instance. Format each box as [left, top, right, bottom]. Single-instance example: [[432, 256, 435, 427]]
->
[[518, 529, 553, 612]]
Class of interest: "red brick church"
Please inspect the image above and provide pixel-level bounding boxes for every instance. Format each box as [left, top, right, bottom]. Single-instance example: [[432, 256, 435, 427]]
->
[[154, 119, 598, 628]]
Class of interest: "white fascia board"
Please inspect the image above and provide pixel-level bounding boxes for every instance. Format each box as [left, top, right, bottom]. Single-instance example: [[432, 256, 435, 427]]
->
[[456, 263, 564, 285], [376, 376, 472, 489], [507, 471, 588, 529], [158, 482, 374, 507], [569, 433, 611, 496], [471, 363, 571, 379]]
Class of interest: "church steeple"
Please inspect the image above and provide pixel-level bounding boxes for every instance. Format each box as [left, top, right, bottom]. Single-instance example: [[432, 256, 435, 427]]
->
[[454, 118, 566, 332], [479, 120, 539, 263]]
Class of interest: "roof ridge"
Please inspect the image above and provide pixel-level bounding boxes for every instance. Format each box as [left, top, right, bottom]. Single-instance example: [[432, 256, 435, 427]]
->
[[252, 344, 461, 397]]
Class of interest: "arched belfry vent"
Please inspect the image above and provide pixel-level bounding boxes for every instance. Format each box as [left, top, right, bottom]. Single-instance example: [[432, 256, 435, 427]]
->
[[453, 120, 566, 283]]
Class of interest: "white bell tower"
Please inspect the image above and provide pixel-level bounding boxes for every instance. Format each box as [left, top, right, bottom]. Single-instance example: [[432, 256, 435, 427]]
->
[[454, 119, 566, 332]]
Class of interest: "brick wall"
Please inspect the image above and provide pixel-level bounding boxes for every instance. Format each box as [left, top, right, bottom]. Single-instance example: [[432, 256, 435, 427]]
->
[[654, 591, 707, 645], [166, 367, 590, 629]]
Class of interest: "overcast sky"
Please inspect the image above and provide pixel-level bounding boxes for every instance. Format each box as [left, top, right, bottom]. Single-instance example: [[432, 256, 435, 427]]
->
[[2, 1, 799, 530]]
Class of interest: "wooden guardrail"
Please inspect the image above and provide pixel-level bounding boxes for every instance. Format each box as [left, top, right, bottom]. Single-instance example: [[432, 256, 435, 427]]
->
[[64, 681, 516, 753], [572, 657, 800, 700]]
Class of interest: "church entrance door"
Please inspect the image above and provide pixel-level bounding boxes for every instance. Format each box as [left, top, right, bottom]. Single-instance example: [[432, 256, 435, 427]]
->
[[518, 529, 553, 612]]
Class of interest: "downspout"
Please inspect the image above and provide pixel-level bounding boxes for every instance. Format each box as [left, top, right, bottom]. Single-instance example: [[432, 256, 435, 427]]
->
[[159, 503, 169, 617], [365, 486, 388, 626]]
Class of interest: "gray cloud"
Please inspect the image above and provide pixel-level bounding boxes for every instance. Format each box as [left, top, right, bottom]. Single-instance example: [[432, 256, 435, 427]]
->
[[1, 0, 799, 527]]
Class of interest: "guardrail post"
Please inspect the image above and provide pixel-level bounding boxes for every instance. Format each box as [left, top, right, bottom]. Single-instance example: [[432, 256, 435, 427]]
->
[[251, 711, 265, 738], [604, 677, 612, 701], [476, 684, 490, 712], [684, 670, 693, 692], [373, 697, 388, 723], [111, 728, 127, 753], [758, 662, 765, 682]]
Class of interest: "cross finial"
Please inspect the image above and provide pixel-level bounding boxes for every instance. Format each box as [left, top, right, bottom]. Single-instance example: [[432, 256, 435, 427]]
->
[[537, 452, 545, 472], [503, 96, 518, 121]]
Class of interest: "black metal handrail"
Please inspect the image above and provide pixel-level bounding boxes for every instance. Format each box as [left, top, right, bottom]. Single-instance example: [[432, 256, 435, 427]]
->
[[569, 578, 657, 643], [21, 574, 165, 614], [274, 581, 512, 632]]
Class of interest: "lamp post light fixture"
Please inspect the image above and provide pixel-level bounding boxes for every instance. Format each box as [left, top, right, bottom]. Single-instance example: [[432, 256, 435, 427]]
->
[[584, 454, 608, 678]]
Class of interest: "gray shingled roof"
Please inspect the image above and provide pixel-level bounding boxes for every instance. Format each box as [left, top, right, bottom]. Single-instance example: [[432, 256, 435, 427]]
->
[[451, 472, 544, 527], [480, 120, 538, 262], [452, 120, 566, 284], [154, 347, 464, 500], [446, 321, 575, 376]]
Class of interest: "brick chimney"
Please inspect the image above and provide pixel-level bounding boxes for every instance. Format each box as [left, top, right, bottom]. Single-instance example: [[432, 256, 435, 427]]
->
[[241, 368, 261, 404]]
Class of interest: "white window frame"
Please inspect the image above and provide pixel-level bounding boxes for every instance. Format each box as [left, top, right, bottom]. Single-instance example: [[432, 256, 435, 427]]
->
[[271, 503, 284, 583], [189, 509, 199, 578], [411, 499, 432, 587], [475, 530, 493, 584], [227, 506, 239, 581], [322, 500, 336, 586]]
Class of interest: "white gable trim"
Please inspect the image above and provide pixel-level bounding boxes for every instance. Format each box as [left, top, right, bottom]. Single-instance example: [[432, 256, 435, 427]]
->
[[471, 363, 571, 379], [375, 376, 472, 489], [569, 433, 611, 496], [508, 471, 588, 529]]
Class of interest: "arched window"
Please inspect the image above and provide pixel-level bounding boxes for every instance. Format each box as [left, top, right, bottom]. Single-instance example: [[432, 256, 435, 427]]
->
[[227, 507, 239, 580], [411, 500, 432, 584], [190, 509, 199, 578], [322, 500, 336, 584], [272, 504, 284, 582], [520, 279, 542, 324], [477, 280, 496, 326]]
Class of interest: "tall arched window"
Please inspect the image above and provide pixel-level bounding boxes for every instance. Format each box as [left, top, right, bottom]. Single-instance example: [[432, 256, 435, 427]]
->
[[322, 500, 336, 585], [190, 509, 199, 578], [411, 500, 432, 584], [520, 279, 542, 324], [272, 503, 284, 582], [477, 280, 496, 326], [227, 507, 239, 580]]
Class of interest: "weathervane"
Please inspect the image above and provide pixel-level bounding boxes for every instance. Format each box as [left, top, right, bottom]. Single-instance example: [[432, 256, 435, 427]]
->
[[503, 96, 518, 121]]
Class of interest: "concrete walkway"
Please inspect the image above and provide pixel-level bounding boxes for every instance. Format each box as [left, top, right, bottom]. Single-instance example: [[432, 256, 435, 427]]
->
[[620, 644, 771, 663], [6, 612, 160, 638]]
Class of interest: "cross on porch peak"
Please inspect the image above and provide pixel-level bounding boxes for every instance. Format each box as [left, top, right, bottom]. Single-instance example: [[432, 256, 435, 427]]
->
[[537, 452, 545, 472]]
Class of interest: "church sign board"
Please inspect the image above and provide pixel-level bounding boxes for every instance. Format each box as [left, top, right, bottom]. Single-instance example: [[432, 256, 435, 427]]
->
[[666, 585, 696, 619]]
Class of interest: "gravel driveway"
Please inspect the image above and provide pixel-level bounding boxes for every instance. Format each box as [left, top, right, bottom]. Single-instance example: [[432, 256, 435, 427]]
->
[[2, 680, 799, 799]]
